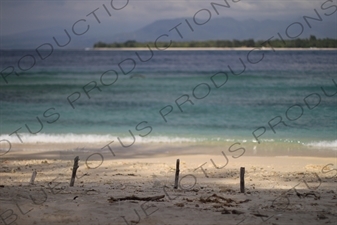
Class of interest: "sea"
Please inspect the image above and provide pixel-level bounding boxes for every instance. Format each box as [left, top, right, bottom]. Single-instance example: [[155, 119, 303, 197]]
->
[[0, 49, 336, 155]]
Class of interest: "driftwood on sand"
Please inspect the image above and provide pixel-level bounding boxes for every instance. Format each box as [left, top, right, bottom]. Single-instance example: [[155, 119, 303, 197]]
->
[[108, 195, 165, 203]]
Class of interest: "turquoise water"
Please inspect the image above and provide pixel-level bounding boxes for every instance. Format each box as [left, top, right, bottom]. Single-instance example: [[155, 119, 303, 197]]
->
[[0, 49, 336, 150]]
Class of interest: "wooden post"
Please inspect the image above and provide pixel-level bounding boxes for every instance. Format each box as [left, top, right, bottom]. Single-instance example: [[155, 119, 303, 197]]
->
[[174, 159, 180, 189], [70, 156, 79, 187], [30, 170, 37, 185], [240, 167, 245, 193]]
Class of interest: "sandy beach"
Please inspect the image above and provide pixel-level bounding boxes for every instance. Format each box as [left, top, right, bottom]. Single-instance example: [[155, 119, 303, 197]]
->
[[1, 143, 336, 225], [2, 1, 337, 224]]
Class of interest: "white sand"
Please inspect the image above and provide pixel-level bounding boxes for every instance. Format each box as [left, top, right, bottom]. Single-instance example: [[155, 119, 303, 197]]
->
[[0, 143, 336, 225]]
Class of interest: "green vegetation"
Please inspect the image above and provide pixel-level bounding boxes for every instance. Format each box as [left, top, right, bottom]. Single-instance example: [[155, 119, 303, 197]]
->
[[94, 36, 337, 48]]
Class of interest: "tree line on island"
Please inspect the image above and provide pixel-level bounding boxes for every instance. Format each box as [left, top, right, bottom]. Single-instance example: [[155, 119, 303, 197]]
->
[[94, 36, 337, 48]]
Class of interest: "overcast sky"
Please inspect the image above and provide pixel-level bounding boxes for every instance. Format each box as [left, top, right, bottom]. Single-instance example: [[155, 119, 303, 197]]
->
[[1, 0, 335, 37]]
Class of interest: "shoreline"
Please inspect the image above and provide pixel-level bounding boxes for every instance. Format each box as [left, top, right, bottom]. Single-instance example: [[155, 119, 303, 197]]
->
[[2, 142, 337, 161]]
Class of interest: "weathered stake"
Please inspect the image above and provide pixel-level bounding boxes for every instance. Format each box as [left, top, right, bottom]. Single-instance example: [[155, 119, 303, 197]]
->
[[240, 167, 245, 193], [30, 170, 37, 185], [174, 159, 180, 189], [70, 156, 79, 187]]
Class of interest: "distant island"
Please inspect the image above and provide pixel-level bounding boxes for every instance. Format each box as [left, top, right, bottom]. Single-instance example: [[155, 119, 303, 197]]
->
[[94, 36, 337, 49]]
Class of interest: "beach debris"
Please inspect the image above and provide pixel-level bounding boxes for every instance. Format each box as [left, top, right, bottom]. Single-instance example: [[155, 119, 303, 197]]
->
[[200, 194, 237, 207], [70, 156, 79, 187], [238, 199, 251, 203], [73, 196, 78, 200], [240, 167, 245, 193], [113, 173, 136, 176], [199, 194, 251, 211], [294, 190, 320, 200], [30, 170, 37, 185], [0, 185, 4, 188], [221, 209, 231, 214], [174, 159, 180, 189], [232, 210, 245, 215], [252, 213, 269, 217], [85, 189, 99, 195], [221, 209, 244, 215], [108, 195, 165, 203]]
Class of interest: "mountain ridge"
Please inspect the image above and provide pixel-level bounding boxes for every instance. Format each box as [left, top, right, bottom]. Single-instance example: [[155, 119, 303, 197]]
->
[[1, 17, 336, 49]]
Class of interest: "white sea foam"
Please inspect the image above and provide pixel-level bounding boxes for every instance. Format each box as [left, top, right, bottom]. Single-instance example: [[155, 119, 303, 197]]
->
[[305, 140, 337, 150], [0, 133, 206, 144], [1, 133, 335, 149], [0, 133, 111, 144]]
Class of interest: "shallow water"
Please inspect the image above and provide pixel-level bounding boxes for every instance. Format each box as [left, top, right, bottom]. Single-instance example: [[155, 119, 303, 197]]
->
[[1, 49, 336, 154]]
